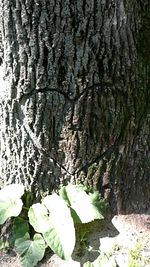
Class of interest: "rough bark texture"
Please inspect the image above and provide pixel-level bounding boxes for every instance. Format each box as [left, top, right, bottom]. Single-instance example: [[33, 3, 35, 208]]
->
[[0, 0, 149, 214]]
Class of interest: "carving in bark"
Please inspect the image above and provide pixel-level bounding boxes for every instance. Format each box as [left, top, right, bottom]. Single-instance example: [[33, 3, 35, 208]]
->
[[0, 0, 149, 214]]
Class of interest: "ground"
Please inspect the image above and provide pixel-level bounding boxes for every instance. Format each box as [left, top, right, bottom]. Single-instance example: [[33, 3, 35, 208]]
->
[[0, 214, 150, 267]]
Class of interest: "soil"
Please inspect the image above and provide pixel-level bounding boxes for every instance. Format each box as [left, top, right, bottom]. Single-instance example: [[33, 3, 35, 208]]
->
[[0, 215, 150, 267]]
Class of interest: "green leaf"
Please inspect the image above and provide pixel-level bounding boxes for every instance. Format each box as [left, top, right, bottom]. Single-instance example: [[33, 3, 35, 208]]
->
[[70, 207, 82, 224], [59, 184, 86, 205], [15, 233, 46, 267], [83, 261, 94, 267], [42, 194, 75, 260], [88, 191, 105, 216], [11, 218, 29, 246], [28, 203, 51, 233], [59, 185, 104, 223], [0, 184, 24, 199], [59, 186, 71, 206], [0, 184, 24, 224]]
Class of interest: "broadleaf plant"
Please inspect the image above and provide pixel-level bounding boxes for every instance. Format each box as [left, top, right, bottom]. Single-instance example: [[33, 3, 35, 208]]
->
[[29, 193, 76, 260], [15, 233, 46, 267], [0, 184, 24, 224], [0, 183, 105, 266], [43, 194, 76, 260], [11, 217, 30, 246], [28, 203, 51, 233], [59, 184, 104, 223]]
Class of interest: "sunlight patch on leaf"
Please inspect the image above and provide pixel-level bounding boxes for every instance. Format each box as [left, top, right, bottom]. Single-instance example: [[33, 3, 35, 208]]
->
[[0, 184, 24, 224], [59, 185, 104, 223], [28, 203, 50, 233], [42, 194, 75, 260]]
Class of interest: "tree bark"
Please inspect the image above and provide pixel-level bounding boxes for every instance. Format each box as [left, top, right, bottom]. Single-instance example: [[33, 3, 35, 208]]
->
[[0, 0, 149, 214]]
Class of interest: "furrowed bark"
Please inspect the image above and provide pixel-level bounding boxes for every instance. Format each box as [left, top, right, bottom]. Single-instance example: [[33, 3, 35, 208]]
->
[[0, 0, 149, 214]]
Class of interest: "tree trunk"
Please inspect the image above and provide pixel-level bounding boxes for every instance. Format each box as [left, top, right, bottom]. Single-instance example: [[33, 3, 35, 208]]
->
[[0, 0, 149, 215]]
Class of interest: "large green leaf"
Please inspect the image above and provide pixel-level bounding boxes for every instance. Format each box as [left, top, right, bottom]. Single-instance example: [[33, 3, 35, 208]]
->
[[0, 184, 24, 224], [42, 194, 75, 260], [28, 203, 51, 233], [11, 218, 29, 246], [0, 184, 24, 199], [59, 185, 104, 223], [88, 191, 105, 216], [15, 233, 46, 267], [59, 184, 86, 205]]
